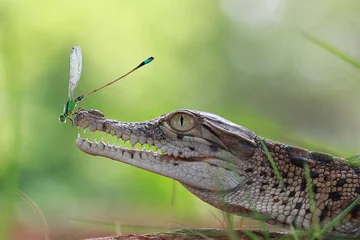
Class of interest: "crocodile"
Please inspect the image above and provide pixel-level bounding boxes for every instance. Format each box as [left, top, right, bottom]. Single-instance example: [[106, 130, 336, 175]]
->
[[73, 109, 360, 236]]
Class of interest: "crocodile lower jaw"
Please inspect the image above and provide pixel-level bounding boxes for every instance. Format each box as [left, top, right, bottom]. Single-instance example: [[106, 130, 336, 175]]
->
[[76, 135, 190, 162], [76, 135, 242, 191]]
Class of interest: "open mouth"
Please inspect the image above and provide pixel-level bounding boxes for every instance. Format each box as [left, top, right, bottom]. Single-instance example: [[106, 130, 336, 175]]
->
[[74, 109, 199, 161], [72, 109, 244, 191], [76, 133, 165, 160]]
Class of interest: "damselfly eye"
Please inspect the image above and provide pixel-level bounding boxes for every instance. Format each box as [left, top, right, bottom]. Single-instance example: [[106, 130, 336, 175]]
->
[[170, 113, 195, 131], [59, 114, 66, 123]]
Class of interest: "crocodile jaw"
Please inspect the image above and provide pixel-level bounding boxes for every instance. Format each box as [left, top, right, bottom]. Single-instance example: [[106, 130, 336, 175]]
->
[[74, 109, 244, 192]]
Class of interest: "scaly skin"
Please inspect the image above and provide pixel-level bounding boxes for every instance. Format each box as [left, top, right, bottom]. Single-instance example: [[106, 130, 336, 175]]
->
[[73, 109, 360, 236]]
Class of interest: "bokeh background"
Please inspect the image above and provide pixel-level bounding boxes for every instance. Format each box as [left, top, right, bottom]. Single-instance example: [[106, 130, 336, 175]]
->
[[1, 0, 360, 239]]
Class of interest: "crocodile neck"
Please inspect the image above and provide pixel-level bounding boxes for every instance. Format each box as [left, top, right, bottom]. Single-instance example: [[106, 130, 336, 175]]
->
[[73, 109, 360, 236]]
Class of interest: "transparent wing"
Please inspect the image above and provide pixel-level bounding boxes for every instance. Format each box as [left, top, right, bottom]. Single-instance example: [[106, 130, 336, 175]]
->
[[68, 46, 82, 98]]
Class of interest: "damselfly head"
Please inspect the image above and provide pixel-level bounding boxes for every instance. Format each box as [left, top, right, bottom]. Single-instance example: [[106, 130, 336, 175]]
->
[[59, 114, 66, 123]]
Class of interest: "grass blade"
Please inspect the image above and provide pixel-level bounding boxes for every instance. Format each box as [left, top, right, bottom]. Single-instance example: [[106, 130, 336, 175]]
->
[[304, 165, 321, 240], [18, 191, 50, 240], [319, 197, 360, 235], [260, 140, 285, 191], [301, 30, 360, 70]]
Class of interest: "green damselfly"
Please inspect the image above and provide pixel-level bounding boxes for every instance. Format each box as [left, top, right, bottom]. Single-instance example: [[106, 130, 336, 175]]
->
[[59, 46, 154, 123]]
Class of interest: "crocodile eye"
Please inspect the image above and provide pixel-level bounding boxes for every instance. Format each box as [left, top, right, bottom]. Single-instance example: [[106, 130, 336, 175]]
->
[[170, 113, 195, 131]]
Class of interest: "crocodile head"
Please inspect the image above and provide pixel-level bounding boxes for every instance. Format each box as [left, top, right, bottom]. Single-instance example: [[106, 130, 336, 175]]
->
[[72, 109, 360, 235], [73, 109, 258, 192]]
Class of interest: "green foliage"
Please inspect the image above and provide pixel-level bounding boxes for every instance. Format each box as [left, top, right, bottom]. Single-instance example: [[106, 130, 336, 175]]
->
[[1, 1, 360, 239], [346, 154, 360, 167], [302, 31, 360, 71]]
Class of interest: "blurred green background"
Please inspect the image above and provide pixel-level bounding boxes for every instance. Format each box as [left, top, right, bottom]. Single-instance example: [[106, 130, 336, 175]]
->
[[1, 0, 360, 239]]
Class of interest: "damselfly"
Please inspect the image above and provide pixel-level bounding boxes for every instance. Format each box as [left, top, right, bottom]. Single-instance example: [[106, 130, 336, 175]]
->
[[59, 46, 154, 123]]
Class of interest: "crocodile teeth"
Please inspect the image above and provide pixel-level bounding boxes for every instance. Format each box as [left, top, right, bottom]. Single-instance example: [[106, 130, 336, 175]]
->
[[139, 136, 146, 145], [122, 134, 130, 141], [130, 136, 138, 145], [167, 148, 173, 155], [147, 138, 153, 145], [89, 123, 97, 132], [110, 129, 116, 136], [76, 137, 83, 145], [76, 125, 176, 158], [77, 137, 166, 159], [98, 141, 105, 150], [172, 150, 179, 157], [133, 152, 141, 160]]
